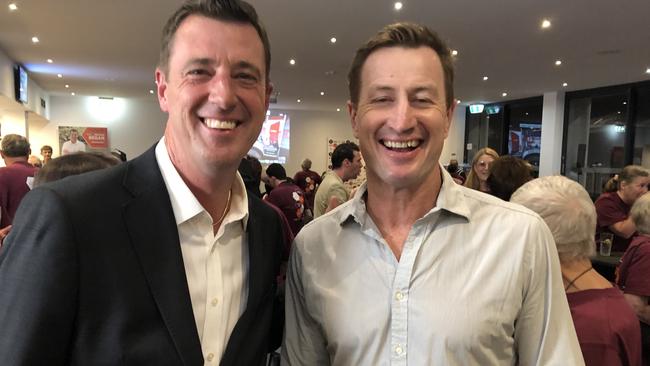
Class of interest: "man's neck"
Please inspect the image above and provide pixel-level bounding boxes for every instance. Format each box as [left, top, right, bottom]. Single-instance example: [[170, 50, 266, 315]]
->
[[3, 157, 28, 166], [365, 167, 443, 260], [333, 168, 346, 182]]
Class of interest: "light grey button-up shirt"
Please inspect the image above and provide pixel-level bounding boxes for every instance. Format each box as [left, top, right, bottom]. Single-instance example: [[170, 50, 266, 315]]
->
[[282, 168, 584, 366]]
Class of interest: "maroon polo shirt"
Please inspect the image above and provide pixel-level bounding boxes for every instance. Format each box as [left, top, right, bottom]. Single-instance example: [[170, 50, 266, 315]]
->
[[567, 287, 642, 366], [293, 169, 321, 211], [0, 161, 37, 228], [265, 181, 305, 237], [595, 192, 633, 252]]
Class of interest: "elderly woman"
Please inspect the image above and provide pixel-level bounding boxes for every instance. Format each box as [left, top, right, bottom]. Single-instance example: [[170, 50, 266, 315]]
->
[[464, 147, 499, 193], [511, 176, 641, 366], [617, 192, 650, 364], [596, 165, 650, 252]]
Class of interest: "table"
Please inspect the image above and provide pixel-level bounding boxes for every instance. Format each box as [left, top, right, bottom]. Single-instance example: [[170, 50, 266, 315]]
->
[[591, 251, 623, 282]]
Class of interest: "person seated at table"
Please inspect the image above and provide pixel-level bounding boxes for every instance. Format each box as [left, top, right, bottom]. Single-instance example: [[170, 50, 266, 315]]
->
[[486, 155, 532, 201], [512, 176, 642, 366], [617, 191, 650, 365], [464, 147, 499, 193], [596, 165, 650, 252]]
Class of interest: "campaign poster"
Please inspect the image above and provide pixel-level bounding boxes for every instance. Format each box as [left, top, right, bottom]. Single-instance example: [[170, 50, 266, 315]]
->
[[58, 126, 109, 155]]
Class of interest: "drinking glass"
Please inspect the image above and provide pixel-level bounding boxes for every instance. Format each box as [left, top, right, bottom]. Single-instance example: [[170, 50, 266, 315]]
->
[[599, 232, 614, 256]]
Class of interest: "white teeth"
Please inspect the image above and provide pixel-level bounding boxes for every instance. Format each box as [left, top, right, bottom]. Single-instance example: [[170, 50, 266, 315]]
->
[[383, 140, 420, 149], [204, 119, 236, 129]]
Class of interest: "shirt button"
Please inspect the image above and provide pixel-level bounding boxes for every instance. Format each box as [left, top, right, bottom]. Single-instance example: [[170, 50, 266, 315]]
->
[[206, 353, 214, 362], [211, 298, 218, 306], [395, 291, 404, 301], [394, 345, 404, 355]]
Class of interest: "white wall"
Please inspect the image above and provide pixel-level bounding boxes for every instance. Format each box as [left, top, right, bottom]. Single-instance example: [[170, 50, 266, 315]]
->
[[539, 91, 565, 176], [42, 95, 166, 159], [441, 105, 466, 165]]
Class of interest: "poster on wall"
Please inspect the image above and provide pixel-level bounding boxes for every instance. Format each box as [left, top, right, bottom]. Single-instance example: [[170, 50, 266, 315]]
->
[[58, 126, 109, 155], [327, 137, 366, 191], [247, 114, 290, 164]]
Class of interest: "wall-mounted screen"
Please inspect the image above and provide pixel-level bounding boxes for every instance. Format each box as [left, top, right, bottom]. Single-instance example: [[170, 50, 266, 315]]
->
[[248, 113, 290, 164], [13, 64, 28, 104]]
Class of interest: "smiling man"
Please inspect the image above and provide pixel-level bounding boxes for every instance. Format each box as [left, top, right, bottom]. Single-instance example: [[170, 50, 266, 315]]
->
[[283, 23, 584, 365], [0, 1, 284, 365]]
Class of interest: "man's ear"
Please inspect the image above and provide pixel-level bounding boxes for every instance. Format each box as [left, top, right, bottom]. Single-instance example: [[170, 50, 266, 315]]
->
[[155, 68, 169, 113], [348, 101, 359, 139]]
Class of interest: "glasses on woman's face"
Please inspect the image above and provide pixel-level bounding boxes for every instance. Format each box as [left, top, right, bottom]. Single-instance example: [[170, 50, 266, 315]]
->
[[477, 160, 491, 169]]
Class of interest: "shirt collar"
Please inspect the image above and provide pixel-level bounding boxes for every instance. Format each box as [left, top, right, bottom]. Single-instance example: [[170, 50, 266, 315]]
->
[[337, 164, 471, 226], [155, 137, 249, 230]]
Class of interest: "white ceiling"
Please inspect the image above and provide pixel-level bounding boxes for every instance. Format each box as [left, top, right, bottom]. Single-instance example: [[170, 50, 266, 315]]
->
[[1, 0, 649, 113]]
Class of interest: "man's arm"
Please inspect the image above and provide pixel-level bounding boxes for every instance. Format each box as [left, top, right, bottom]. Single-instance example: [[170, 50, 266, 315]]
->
[[609, 216, 637, 239], [515, 220, 585, 365], [623, 293, 650, 324], [324, 186, 348, 214], [0, 188, 78, 365], [281, 239, 329, 365]]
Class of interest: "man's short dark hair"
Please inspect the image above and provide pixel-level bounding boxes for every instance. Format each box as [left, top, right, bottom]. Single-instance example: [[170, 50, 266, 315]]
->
[[331, 142, 360, 170], [159, 0, 271, 82], [348, 22, 454, 109], [1, 134, 30, 158], [487, 156, 533, 201], [34, 153, 119, 187], [41, 145, 53, 153], [266, 163, 287, 180]]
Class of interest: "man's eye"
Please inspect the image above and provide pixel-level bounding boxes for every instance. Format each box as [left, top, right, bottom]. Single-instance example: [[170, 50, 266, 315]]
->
[[236, 73, 258, 82], [187, 69, 209, 76], [372, 97, 391, 103]]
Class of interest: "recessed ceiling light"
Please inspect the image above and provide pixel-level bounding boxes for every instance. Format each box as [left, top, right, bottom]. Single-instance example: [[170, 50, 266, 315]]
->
[[541, 19, 551, 29], [555, 60, 562, 66], [451, 50, 458, 56], [330, 37, 337, 44], [617, 111, 621, 114], [65, 84, 69, 88], [623, 101, 627, 105], [320, 91, 325, 96], [525, 112, 529, 116], [57, 74, 63, 78], [394, 2, 403, 10], [562, 82, 568, 87], [456, 99, 461, 104], [47, 59, 53, 63], [149, 90, 154, 94], [502, 92, 508, 97], [336, 108, 341, 112], [8, 3, 17, 11], [483, 76, 488, 81], [297, 98, 302, 103], [31, 36, 39, 43], [646, 68, 650, 74], [71, 92, 75, 96], [289, 59, 296, 65]]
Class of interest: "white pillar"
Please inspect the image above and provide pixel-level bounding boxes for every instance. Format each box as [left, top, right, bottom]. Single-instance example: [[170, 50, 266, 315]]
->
[[539, 91, 565, 176]]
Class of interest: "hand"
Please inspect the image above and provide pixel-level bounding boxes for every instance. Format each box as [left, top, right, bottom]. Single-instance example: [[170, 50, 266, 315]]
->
[[0, 225, 12, 248]]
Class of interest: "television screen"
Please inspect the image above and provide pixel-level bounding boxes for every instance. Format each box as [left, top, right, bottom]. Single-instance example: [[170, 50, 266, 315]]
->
[[248, 113, 290, 164], [13, 65, 28, 104]]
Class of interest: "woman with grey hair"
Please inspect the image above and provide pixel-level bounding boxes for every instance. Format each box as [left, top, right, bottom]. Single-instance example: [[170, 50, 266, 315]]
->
[[511, 176, 641, 366], [617, 192, 650, 364]]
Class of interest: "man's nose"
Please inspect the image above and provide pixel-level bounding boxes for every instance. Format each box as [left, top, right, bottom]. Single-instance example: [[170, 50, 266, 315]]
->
[[209, 73, 237, 113]]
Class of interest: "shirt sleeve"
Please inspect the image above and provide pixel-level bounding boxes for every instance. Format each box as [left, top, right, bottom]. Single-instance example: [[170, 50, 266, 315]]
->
[[622, 241, 650, 297], [595, 195, 628, 228], [327, 185, 348, 206], [281, 238, 330, 365], [514, 219, 585, 366]]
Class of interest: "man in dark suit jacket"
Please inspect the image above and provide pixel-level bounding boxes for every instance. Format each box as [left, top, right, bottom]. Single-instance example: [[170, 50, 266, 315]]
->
[[0, 0, 283, 365]]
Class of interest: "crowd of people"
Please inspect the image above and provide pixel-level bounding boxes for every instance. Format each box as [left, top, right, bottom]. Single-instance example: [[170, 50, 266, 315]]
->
[[0, 0, 648, 365]]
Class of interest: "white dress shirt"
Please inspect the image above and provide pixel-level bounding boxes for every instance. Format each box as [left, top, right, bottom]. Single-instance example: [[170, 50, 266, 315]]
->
[[155, 138, 249, 365], [282, 167, 584, 365]]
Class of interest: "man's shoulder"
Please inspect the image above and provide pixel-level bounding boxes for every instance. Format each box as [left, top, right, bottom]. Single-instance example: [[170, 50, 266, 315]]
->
[[452, 184, 541, 221]]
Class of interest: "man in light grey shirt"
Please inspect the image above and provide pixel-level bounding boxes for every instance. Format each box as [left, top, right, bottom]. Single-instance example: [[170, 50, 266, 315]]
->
[[282, 22, 584, 365]]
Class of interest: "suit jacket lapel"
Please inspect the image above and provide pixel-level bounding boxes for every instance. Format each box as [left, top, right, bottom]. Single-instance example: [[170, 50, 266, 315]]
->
[[121, 147, 203, 366]]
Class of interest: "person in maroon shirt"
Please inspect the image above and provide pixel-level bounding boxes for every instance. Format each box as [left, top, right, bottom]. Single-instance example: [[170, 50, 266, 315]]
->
[[0, 134, 38, 229], [595, 165, 650, 252], [293, 158, 321, 218], [512, 176, 642, 366], [618, 192, 650, 365], [265, 163, 305, 237]]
